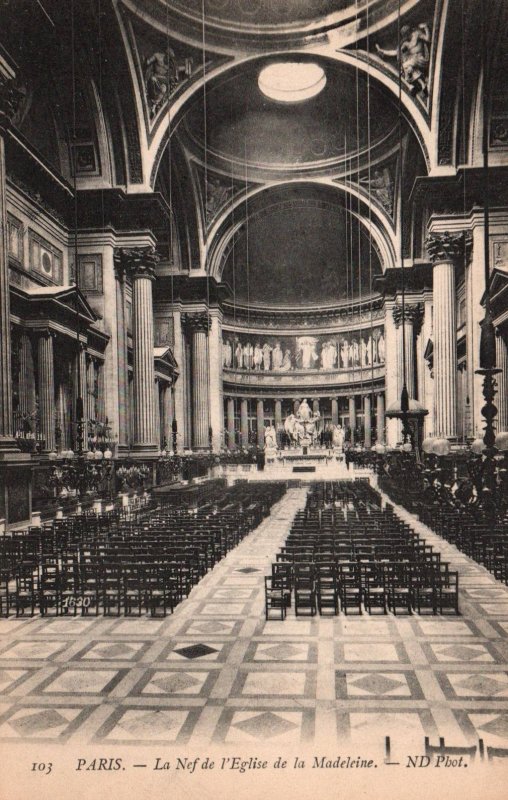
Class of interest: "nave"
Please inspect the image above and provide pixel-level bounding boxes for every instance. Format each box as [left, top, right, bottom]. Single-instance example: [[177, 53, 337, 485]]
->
[[0, 485, 507, 758]]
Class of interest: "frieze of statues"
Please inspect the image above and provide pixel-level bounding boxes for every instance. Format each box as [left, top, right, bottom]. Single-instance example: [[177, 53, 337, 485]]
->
[[222, 328, 385, 372]]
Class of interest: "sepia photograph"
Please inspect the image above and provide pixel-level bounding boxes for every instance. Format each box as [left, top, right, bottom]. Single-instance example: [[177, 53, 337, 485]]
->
[[0, 1, 507, 799]]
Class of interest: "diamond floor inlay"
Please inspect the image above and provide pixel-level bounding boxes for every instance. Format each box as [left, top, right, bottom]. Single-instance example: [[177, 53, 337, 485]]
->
[[0, 486, 508, 758]]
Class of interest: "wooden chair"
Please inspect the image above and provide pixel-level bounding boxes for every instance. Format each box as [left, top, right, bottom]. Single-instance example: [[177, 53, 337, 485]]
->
[[264, 576, 287, 620]]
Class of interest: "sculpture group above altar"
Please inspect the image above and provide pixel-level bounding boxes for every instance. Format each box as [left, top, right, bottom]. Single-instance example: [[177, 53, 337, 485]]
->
[[262, 399, 346, 452], [222, 328, 385, 372]]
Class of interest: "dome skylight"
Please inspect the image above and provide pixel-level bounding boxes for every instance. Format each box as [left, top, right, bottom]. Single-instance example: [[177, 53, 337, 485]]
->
[[258, 62, 326, 103]]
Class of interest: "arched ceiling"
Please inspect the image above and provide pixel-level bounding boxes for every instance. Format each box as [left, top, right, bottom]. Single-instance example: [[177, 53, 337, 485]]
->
[[220, 184, 382, 308], [129, 0, 414, 50], [181, 56, 399, 175], [168, 0, 358, 31]]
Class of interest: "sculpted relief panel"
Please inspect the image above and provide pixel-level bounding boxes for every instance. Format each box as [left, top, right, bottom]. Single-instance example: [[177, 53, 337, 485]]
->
[[222, 327, 384, 373]]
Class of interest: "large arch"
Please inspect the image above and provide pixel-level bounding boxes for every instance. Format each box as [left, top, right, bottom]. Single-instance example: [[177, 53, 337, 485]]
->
[[205, 180, 397, 288], [148, 48, 433, 189]]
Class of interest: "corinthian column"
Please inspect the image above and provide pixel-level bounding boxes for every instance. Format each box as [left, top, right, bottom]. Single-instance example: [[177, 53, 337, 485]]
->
[[208, 310, 223, 453], [0, 71, 21, 450], [274, 399, 282, 428], [349, 396, 356, 444], [226, 397, 236, 450], [364, 395, 372, 448], [37, 330, 55, 452], [18, 331, 35, 417], [427, 232, 464, 438], [121, 247, 159, 452], [376, 392, 385, 444], [331, 397, 339, 426], [240, 398, 249, 447], [392, 302, 422, 401], [183, 312, 211, 450], [113, 252, 129, 451], [256, 398, 264, 448]]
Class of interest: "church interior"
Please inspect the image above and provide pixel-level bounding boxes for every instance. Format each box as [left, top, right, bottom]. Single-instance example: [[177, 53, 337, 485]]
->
[[0, 0, 508, 766]]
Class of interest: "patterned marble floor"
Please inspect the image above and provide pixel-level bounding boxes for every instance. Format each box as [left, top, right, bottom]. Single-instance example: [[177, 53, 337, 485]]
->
[[0, 486, 508, 759]]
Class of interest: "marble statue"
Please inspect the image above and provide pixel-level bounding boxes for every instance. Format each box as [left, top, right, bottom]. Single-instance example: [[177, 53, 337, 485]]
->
[[360, 168, 394, 215], [366, 336, 373, 365], [377, 332, 385, 363], [376, 23, 431, 99], [340, 339, 349, 369], [144, 50, 192, 118], [264, 424, 277, 450], [360, 337, 369, 366], [280, 349, 292, 372], [332, 424, 344, 451], [298, 336, 319, 370], [321, 340, 337, 370], [284, 399, 321, 446], [222, 339, 232, 368], [272, 342, 283, 371], [262, 342, 272, 371], [243, 341, 254, 370], [235, 341, 243, 369], [253, 343, 263, 371], [352, 338, 360, 366]]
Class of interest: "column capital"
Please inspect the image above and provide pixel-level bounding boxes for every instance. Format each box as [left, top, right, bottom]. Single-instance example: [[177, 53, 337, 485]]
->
[[425, 231, 471, 264], [36, 328, 56, 341], [113, 246, 159, 281], [392, 302, 424, 332], [182, 311, 211, 335]]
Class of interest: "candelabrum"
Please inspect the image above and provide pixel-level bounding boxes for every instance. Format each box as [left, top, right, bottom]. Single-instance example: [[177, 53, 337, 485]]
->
[[47, 447, 114, 499], [157, 445, 182, 484], [474, 307, 506, 521], [47, 421, 116, 499], [116, 463, 150, 493]]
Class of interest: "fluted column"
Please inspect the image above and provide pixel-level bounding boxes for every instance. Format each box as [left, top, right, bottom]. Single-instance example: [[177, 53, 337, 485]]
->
[[240, 399, 249, 447], [388, 302, 422, 444], [364, 395, 372, 448], [113, 254, 129, 451], [73, 344, 88, 452], [183, 312, 211, 451], [208, 310, 223, 453], [227, 397, 236, 449], [376, 393, 385, 444], [496, 331, 508, 431], [274, 399, 282, 428], [392, 303, 421, 401], [313, 398, 320, 417], [331, 397, 339, 426], [256, 398, 264, 448], [427, 232, 464, 438], [37, 331, 55, 452], [86, 355, 95, 430], [18, 332, 35, 417], [0, 71, 20, 449], [170, 310, 185, 450], [122, 247, 159, 452], [349, 396, 356, 444], [160, 383, 172, 450], [154, 378, 161, 449]]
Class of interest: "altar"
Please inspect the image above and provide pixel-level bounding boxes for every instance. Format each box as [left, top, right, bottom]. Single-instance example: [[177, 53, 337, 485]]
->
[[279, 447, 335, 465], [264, 399, 346, 473]]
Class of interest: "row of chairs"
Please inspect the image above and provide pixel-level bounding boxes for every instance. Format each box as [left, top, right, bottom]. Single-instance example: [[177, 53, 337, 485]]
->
[[419, 506, 508, 584], [265, 481, 459, 619], [265, 561, 459, 619], [1, 481, 287, 617]]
